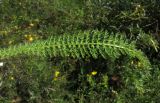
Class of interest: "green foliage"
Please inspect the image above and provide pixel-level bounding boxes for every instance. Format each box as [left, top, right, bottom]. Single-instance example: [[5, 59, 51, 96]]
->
[[0, 30, 150, 69], [0, 0, 160, 103]]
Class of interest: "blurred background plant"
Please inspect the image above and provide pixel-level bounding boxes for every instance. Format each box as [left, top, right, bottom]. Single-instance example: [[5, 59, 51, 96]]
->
[[0, 0, 160, 103]]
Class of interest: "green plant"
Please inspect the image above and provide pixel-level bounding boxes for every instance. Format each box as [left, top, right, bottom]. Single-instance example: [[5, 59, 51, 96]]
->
[[0, 30, 150, 69], [1, 0, 160, 102]]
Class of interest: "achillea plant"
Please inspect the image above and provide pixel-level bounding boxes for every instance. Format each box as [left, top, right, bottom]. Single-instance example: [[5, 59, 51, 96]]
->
[[0, 30, 150, 69]]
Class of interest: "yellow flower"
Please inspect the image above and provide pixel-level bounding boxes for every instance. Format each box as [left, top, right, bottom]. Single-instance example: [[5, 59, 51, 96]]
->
[[24, 34, 33, 42], [55, 71, 60, 77], [24, 34, 34, 42], [53, 71, 60, 81], [91, 71, 97, 76], [53, 77, 57, 81], [28, 37, 33, 42]]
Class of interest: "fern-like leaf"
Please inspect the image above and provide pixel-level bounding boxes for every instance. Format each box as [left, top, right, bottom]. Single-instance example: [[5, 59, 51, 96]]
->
[[0, 30, 151, 68]]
